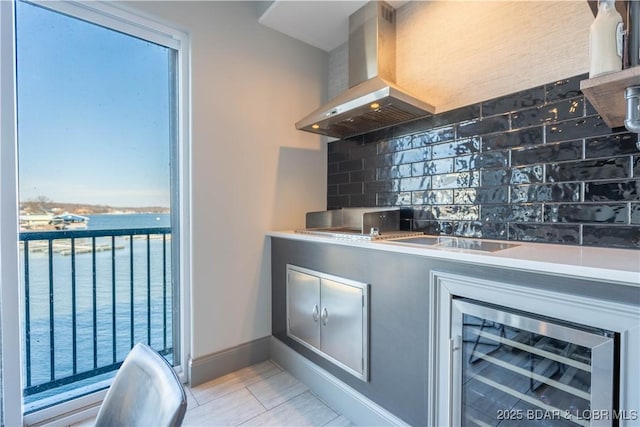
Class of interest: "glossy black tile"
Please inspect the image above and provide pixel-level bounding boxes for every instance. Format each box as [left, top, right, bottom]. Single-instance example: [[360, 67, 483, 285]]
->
[[432, 171, 479, 189], [482, 86, 546, 116], [364, 180, 399, 193], [474, 186, 509, 204], [631, 204, 640, 224], [508, 223, 580, 244], [326, 73, 640, 249], [431, 138, 481, 159], [545, 75, 585, 101], [411, 206, 435, 221], [546, 115, 611, 143], [374, 192, 400, 206], [415, 158, 454, 176], [584, 179, 640, 202], [483, 127, 544, 150], [511, 140, 583, 167], [544, 203, 629, 224], [412, 189, 454, 205], [337, 159, 363, 173], [377, 164, 412, 180], [454, 188, 478, 205], [431, 105, 480, 128], [379, 135, 411, 154], [510, 165, 544, 184], [413, 126, 456, 145], [482, 204, 542, 222], [400, 176, 431, 192], [361, 126, 394, 144], [457, 115, 509, 138], [511, 98, 584, 129], [584, 132, 639, 158], [511, 183, 581, 203], [392, 116, 435, 138], [349, 141, 378, 159], [350, 169, 376, 183], [454, 155, 474, 172], [327, 195, 349, 209], [454, 221, 507, 239], [481, 169, 512, 186], [431, 205, 479, 221], [411, 220, 454, 235], [393, 147, 431, 165], [350, 194, 377, 207], [364, 152, 394, 170], [338, 182, 362, 195], [476, 151, 510, 169], [328, 150, 349, 164], [547, 157, 630, 182], [582, 225, 640, 248], [328, 172, 349, 186]]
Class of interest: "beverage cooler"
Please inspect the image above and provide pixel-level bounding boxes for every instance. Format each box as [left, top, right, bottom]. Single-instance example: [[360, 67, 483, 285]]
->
[[450, 298, 618, 427]]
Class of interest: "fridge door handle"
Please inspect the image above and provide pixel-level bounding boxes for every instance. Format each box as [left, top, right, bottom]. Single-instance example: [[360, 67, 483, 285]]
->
[[449, 335, 461, 426]]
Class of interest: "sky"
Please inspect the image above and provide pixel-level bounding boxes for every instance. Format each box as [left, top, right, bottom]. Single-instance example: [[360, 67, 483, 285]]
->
[[16, 1, 173, 208]]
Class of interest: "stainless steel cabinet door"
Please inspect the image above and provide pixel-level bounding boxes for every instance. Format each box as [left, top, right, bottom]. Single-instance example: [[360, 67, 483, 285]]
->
[[320, 278, 365, 376], [287, 269, 321, 349]]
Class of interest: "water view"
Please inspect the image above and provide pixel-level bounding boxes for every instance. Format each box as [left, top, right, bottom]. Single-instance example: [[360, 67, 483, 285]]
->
[[20, 213, 175, 412]]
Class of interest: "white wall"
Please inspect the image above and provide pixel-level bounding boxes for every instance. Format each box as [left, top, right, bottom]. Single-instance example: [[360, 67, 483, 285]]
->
[[125, 1, 328, 360], [395, 1, 594, 112]]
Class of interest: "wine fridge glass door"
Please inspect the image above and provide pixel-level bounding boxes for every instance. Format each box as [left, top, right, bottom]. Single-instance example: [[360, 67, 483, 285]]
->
[[451, 298, 616, 427]]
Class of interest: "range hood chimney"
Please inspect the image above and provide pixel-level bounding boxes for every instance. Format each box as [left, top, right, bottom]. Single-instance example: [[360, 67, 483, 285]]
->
[[295, 1, 435, 139]]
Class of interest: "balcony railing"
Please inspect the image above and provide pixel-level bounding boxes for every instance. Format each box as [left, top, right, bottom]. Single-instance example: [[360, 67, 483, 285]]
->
[[19, 227, 175, 410]]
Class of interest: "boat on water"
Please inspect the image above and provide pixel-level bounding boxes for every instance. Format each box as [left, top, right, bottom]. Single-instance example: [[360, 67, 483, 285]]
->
[[50, 213, 89, 230], [20, 213, 89, 231]]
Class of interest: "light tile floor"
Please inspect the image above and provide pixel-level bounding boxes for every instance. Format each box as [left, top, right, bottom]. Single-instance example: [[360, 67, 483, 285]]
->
[[76, 361, 355, 427], [184, 360, 354, 427]]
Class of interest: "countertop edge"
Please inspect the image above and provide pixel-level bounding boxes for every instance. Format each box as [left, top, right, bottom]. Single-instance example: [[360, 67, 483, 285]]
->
[[266, 231, 640, 287]]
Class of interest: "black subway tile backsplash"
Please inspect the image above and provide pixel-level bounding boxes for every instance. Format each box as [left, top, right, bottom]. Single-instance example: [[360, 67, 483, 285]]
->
[[546, 75, 585, 101], [511, 140, 583, 166], [584, 132, 638, 158], [482, 86, 546, 116], [326, 74, 640, 249], [544, 203, 629, 224], [457, 115, 510, 138], [483, 127, 544, 150], [546, 115, 611, 143], [584, 180, 640, 202], [547, 158, 631, 182]]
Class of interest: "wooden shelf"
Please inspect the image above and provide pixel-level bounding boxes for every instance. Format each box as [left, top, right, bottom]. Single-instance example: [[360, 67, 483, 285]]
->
[[580, 66, 640, 128]]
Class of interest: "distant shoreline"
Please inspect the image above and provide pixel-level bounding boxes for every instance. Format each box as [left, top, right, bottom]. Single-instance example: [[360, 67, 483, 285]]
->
[[20, 200, 170, 216]]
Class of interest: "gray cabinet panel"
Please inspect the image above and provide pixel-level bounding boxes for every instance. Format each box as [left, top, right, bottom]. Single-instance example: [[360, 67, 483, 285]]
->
[[287, 269, 320, 349], [320, 278, 364, 375]]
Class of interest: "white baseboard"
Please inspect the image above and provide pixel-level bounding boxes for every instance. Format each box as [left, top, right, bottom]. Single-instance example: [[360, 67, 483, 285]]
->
[[269, 337, 408, 427]]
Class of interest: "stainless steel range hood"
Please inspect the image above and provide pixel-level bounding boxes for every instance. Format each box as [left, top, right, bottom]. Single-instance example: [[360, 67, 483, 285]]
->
[[295, 1, 434, 139]]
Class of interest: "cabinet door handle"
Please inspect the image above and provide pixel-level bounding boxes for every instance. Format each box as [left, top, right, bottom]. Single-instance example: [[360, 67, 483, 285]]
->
[[321, 307, 328, 326], [312, 305, 319, 322]]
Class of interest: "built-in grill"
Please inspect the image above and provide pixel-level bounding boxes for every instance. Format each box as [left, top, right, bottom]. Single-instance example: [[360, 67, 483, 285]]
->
[[295, 208, 422, 240]]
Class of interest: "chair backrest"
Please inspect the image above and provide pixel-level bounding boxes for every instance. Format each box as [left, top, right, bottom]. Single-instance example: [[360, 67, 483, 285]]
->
[[94, 343, 187, 427]]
